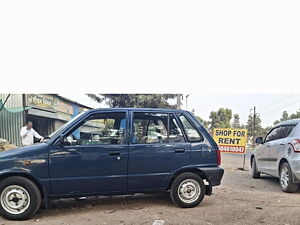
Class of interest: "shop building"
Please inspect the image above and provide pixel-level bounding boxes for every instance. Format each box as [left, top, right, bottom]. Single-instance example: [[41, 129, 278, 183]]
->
[[0, 94, 92, 147]]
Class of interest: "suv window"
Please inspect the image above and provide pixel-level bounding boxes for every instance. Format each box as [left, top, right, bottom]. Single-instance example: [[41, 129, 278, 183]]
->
[[177, 113, 203, 142], [64, 112, 126, 145], [132, 112, 185, 144]]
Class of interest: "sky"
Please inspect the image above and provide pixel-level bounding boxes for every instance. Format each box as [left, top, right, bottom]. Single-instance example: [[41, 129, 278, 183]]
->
[[60, 93, 300, 128]]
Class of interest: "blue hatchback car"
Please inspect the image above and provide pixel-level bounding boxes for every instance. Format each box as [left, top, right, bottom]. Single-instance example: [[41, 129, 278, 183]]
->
[[0, 108, 223, 220]]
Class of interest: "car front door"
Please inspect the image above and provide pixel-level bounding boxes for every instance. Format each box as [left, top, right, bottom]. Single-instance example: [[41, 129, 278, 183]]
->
[[49, 111, 129, 195], [128, 111, 191, 190], [258, 127, 282, 174]]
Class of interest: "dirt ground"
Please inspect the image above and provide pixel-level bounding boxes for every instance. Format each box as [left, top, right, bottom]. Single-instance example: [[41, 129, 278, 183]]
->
[[1, 152, 300, 225]]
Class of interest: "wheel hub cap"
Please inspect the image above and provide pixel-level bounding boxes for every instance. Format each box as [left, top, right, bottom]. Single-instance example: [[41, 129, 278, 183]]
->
[[178, 179, 201, 204], [280, 167, 289, 189], [0, 185, 30, 214]]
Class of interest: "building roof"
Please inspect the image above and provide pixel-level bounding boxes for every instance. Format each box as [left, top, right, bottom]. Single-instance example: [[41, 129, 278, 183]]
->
[[55, 94, 93, 109]]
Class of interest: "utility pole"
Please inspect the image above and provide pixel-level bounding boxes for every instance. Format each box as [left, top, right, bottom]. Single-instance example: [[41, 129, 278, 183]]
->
[[243, 106, 257, 170]]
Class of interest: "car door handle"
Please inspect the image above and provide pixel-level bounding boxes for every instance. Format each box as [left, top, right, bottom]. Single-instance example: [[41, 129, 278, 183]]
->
[[108, 150, 120, 156], [266, 143, 271, 147], [280, 141, 285, 145], [174, 148, 185, 153]]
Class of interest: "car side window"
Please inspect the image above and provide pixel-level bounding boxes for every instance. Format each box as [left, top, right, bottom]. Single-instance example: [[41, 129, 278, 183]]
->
[[132, 112, 168, 144], [177, 113, 203, 142], [278, 125, 295, 139], [132, 112, 186, 144], [169, 114, 185, 142], [63, 112, 127, 145], [265, 127, 282, 142]]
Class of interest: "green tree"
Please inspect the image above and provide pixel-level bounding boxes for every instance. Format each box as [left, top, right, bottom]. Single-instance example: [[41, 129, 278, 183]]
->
[[246, 112, 262, 143], [87, 94, 180, 108], [274, 111, 289, 125], [209, 108, 232, 131], [258, 126, 272, 139], [195, 115, 210, 129], [232, 113, 241, 129], [289, 109, 300, 119]]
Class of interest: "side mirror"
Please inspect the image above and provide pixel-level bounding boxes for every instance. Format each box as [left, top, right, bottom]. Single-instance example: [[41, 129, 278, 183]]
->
[[255, 137, 264, 144]]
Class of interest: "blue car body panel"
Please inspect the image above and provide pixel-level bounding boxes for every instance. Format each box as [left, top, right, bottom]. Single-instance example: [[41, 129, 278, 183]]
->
[[0, 108, 223, 198]]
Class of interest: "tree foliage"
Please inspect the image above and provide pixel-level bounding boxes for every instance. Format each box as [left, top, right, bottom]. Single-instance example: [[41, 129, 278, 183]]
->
[[209, 108, 232, 131], [232, 114, 241, 129], [195, 115, 210, 129], [274, 110, 300, 125], [87, 94, 180, 108], [246, 112, 262, 142]]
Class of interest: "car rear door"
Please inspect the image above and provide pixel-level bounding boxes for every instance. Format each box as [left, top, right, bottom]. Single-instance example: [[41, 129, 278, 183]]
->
[[176, 113, 218, 166], [128, 111, 191, 191]]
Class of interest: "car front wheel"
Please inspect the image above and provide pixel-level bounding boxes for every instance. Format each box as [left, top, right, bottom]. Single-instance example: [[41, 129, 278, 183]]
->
[[251, 157, 260, 179], [0, 176, 41, 220], [280, 162, 298, 193], [170, 172, 205, 208]]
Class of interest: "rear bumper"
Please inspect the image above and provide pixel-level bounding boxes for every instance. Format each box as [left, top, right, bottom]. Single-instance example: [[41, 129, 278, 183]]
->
[[199, 166, 224, 186]]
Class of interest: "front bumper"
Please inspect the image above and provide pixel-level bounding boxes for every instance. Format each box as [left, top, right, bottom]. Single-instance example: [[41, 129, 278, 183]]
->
[[199, 166, 224, 186]]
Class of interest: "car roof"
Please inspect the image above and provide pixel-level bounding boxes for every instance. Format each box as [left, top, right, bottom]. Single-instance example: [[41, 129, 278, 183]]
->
[[87, 107, 189, 113], [276, 119, 300, 126]]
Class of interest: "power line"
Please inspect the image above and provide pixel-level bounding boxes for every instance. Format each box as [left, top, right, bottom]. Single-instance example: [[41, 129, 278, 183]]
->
[[259, 94, 294, 112], [260, 98, 300, 116]]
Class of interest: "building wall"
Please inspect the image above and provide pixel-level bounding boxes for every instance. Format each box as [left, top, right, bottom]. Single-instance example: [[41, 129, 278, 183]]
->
[[0, 94, 24, 147]]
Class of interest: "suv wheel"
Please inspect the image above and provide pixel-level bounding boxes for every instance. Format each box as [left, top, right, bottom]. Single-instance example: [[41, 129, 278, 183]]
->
[[170, 172, 205, 208], [251, 157, 260, 179], [0, 176, 41, 220], [280, 162, 298, 193]]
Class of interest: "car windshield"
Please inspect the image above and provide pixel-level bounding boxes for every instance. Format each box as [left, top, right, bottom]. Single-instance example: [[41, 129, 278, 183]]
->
[[48, 112, 86, 139]]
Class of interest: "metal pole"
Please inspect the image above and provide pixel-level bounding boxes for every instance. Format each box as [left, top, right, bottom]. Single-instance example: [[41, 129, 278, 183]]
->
[[253, 106, 256, 150], [0, 94, 11, 111]]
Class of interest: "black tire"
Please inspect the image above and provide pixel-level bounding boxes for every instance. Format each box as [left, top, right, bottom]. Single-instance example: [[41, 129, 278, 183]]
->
[[251, 157, 260, 179], [279, 162, 298, 193], [0, 176, 41, 220], [170, 172, 205, 208]]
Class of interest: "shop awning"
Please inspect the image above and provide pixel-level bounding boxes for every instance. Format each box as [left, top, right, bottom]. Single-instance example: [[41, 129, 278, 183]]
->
[[0, 99, 31, 113]]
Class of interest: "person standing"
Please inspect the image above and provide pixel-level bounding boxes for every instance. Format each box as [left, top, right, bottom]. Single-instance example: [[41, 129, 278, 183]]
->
[[20, 121, 44, 147]]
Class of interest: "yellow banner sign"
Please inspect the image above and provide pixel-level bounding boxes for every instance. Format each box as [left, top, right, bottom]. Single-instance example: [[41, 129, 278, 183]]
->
[[213, 128, 248, 154]]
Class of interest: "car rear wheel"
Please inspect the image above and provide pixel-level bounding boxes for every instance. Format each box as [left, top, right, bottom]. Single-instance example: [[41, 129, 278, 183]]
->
[[280, 162, 298, 193], [0, 176, 41, 220], [170, 172, 205, 208], [251, 157, 260, 179]]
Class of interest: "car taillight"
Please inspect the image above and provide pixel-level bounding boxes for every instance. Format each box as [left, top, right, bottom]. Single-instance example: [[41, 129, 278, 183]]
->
[[289, 139, 300, 152], [217, 149, 221, 165]]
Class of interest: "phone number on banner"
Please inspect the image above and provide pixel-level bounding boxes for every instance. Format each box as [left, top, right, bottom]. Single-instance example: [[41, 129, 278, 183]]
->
[[218, 145, 245, 154]]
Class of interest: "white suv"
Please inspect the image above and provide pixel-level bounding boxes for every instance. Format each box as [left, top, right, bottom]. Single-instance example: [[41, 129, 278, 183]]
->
[[251, 119, 300, 192]]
